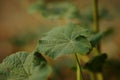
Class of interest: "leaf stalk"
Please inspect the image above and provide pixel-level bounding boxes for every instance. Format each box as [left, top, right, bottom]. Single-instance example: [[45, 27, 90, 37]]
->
[[75, 53, 85, 80], [93, 0, 101, 53]]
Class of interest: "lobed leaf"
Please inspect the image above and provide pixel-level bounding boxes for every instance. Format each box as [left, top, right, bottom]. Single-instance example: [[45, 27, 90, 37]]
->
[[37, 23, 92, 59], [0, 51, 52, 80]]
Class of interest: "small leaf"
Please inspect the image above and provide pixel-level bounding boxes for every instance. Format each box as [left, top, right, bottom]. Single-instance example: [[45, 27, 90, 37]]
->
[[0, 51, 52, 80], [37, 23, 92, 59], [99, 8, 111, 20], [29, 0, 46, 14], [10, 32, 38, 47], [90, 28, 113, 47], [71, 66, 77, 71], [84, 53, 107, 72], [80, 8, 111, 24]]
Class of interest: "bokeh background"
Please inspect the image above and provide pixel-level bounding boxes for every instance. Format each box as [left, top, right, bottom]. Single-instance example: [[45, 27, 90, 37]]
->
[[0, 0, 120, 80]]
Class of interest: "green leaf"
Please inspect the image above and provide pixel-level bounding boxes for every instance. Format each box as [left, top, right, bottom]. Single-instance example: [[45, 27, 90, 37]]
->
[[11, 32, 38, 47], [29, 1, 80, 20], [90, 28, 113, 47], [0, 51, 52, 80], [44, 2, 79, 19], [80, 8, 111, 24], [37, 23, 92, 59], [71, 66, 77, 71], [84, 53, 107, 72], [29, 0, 45, 14]]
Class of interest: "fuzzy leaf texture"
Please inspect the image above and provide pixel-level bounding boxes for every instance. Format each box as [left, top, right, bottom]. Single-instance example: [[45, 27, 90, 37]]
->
[[37, 23, 92, 59], [0, 51, 52, 80]]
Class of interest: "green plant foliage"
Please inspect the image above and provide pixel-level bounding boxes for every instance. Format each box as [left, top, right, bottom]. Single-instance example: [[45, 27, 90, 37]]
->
[[90, 28, 113, 47], [0, 0, 115, 80], [0, 51, 52, 80], [99, 8, 110, 20], [80, 8, 111, 24], [10, 32, 38, 47], [29, 0, 45, 13], [84, 53, 107, 72], [29, 0, 79, 19], [37, 23, 92, 59]]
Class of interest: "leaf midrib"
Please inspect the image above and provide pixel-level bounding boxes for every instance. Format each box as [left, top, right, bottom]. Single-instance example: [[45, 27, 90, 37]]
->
[[16, 55, 30, 78]]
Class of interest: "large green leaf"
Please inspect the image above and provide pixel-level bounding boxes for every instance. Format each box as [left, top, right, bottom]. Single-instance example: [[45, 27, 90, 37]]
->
[[37, 23, 92, 59], [0, 51, 52, 80]]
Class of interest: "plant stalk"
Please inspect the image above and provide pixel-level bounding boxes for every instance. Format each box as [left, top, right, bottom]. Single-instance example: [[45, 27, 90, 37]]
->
[[89, 71, 95, 80], [75, 54, 85, 80], [96, 73, 103, 80], [93, 0, 101, 53], [93, 0, 99, 32], [77, 62, 80, 80], [93, 1, 103, 80]]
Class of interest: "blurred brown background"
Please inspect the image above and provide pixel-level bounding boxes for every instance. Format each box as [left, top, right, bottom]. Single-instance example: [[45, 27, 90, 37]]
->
[[0, 0, 120, 62], [0, 0, 120, 80]]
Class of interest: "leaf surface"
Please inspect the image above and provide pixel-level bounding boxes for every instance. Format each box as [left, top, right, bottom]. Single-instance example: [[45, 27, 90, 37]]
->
[[38, 23, 92, 59], [90, 28, 113, 47], [0, 51, 52, 80]]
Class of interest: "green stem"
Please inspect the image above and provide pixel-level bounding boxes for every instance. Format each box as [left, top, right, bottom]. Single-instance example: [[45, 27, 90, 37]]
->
[[75, 54, 85, 80], [89, 71, 95, 80], [93, 0, 99, 32], [96, 73, 103, 80], [93, 0, 101, 53], [93, 1, 104, 80], [77, 62, 80, 80]]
